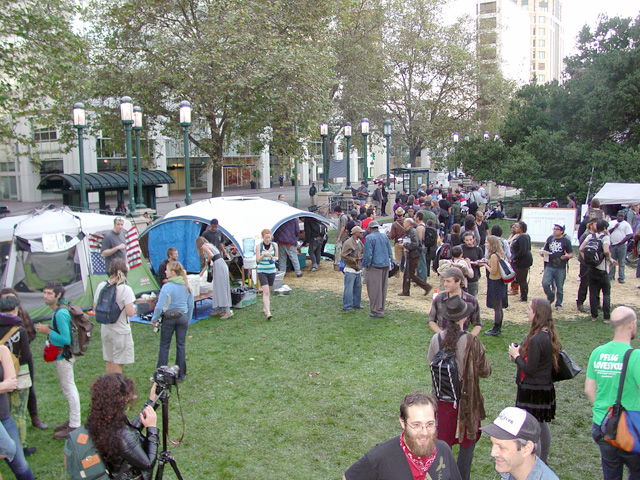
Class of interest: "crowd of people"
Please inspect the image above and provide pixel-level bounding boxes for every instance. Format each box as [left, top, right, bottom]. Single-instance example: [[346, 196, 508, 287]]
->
[[1, 186, 640, 479]]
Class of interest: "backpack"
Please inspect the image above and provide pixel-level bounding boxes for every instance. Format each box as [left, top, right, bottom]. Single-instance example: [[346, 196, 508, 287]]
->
[[433, 243, 452, 272], [95, 282, 123, 325], [55, 305, 94, 357], [423, 226, 438, 248], [64, 426, 110, 480], [583, 233, 605, 267], [430, 333, 466, 406], [0, 326, 21, 376]]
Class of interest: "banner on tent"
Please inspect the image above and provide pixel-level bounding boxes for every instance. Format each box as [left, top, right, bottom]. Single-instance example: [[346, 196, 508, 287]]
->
[[88, 227, 142, 274]]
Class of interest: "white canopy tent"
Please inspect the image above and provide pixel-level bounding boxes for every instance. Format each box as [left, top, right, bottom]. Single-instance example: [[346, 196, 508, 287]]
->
[[141, 196, 335, 274], [592, 183, 640, 205]]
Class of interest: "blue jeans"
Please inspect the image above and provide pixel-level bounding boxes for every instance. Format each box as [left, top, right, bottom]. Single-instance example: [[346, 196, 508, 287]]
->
[[1, 416, 34, 480], [542, 266, 567, 307], [157, 313, 189, 378], [342, 271, 362, 310], [609, 244, 627, 281], [591, 422, 640, 480]]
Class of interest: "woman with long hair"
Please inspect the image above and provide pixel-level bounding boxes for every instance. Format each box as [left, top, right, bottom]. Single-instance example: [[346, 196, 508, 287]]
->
[[0, 289, 45, 431], [85, 374, 158, 480], [151, 261, 193, 381], [427, 295, 491, 480], [255, 229, 279, 320], [93, 258, 136, 374], [508, 298, 561, 463], [196, 236, 233, 319], [484, 235, 508, 336]]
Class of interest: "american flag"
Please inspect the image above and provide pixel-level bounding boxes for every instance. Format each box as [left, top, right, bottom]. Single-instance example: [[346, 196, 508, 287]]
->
[[88, 227, 142, 274]]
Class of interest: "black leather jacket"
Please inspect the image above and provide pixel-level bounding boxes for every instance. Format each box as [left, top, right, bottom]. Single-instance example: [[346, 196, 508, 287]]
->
[[108, 418, 159, 480]]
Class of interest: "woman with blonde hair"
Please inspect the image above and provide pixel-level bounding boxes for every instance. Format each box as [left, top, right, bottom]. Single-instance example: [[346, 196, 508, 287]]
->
[[484, 235, 508, 336], [151, 261, 193, 381], [196, 236, 233, 319], [255, 229, 278, 320], [93, 257, 136, 374]]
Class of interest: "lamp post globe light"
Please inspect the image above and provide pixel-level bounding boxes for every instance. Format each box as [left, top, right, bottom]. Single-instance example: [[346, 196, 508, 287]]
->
[[320, 123, 329, 191], [464, 133, 470, 142], [133, 106, 147, 209], [72, 102, 88, 211], [494, 133, 500, 141], [179, 100, 192, 205], [361, 118, 370, 187], [453, 132, 459, 177], [483, 131, 490, 140], [120, 96, 137, 214], [383, 120, 392, 189], [344, 122, 352, 188]]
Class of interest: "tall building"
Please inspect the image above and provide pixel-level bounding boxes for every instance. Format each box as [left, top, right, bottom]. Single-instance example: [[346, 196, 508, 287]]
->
[[477, 0, 564, 84]]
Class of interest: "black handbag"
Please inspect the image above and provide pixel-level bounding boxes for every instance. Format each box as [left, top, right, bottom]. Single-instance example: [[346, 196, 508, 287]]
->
[[552, 349, 581, 382], [161, 308, 184, 321]]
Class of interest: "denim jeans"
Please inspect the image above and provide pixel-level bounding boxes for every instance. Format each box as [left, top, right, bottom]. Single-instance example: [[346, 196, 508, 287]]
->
[[157, 313, 189, 378], [591, 422, 640, 480], [542, 266, 567, 307], [342, 271, 362, 310], [609, 244, 627, 281], [278, 244, 301, 274], [1, 416, 34, 480]]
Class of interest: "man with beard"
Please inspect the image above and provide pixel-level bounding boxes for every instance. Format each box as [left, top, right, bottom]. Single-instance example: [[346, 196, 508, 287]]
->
[[481, 407, 559, 480], [343, 392, 461, 480], [585, 306, 640, 480]]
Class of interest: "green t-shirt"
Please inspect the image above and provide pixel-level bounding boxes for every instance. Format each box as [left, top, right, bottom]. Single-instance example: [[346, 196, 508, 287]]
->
[[586, 342, 640, 424]]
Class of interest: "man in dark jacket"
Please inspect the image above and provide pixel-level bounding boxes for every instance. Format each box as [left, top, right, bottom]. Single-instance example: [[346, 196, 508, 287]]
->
[[274, 219, 302, 277], [343, 392, 461, 480], [399, 218, 432, 297], [510, 222, 533, 302]]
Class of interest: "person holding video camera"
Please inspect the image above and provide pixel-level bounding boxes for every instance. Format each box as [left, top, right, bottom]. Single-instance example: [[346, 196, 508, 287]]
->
[[85, 373, 159, 480]]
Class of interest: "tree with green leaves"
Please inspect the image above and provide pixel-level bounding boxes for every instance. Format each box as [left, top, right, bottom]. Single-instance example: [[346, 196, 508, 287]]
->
[[0, 0, 85, 153], [86, 0, 335, 196]]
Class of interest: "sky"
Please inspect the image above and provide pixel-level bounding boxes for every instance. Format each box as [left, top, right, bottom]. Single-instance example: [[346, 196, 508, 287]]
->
[[563, 1, 640, 54]]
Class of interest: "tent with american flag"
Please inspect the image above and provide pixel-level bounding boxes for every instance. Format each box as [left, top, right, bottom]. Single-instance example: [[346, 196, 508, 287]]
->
[[0, 206, 160, 319]]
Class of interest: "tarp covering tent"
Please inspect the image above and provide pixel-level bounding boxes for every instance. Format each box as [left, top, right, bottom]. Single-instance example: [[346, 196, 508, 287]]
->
[[0, 206, 159, 319], [141, 196, 335, 274], [592, 183, 640, 205]]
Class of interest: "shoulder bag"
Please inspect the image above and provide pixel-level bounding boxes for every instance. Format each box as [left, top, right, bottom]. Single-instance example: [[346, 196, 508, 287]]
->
[[600, 348, 640, 453], [552, 349, 581, 382]]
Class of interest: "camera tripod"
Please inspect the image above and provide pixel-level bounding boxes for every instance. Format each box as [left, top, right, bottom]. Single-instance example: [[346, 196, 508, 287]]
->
[[155, 387, 184, 480]]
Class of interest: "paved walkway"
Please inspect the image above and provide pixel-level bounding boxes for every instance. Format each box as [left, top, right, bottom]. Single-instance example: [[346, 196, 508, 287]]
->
[[0, 184, 318, 218]]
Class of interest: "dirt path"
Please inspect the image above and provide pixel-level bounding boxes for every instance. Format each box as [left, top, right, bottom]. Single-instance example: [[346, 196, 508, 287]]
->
[[284, 252, 640, 325]]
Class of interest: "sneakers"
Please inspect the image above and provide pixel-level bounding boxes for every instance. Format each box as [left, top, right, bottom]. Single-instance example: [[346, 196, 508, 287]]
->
[[555, 305, 563, 312], [484, 329, 501, 336], [576, 304, 586, 313], [220, 310, 234, 320], [23, 447, 37, 457], [618, 279, 625, 284], [310, 266, 318, 272], [296, 272, 303, 277], [54, 426, 76, 440]]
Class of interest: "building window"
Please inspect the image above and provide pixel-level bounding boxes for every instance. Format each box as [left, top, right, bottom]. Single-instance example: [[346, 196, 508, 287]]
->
[[539, 27, 546, 35], [33, 128, 57, 142], [538, 74, 546, 82], [538, 51, 546, 59], [539, 39, 546, 47], [539, 15, 546, 23], [479, 2, 497, 14], [479, 17, 497, 29], [539, 1, 548, 12], [521, 0, 529, 10], [538, 63, 546, 70], [532, 28, 536, 35]]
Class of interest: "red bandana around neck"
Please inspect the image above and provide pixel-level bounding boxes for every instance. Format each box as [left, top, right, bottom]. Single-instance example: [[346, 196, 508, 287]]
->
[[400, 432, 437, 476]]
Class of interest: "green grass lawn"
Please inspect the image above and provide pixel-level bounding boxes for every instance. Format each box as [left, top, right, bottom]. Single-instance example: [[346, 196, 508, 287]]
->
[[3, 288, 623, 479]]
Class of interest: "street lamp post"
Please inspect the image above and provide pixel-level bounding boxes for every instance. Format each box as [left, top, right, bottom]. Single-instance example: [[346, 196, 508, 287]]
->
[[179, 101, 192, 205], [120, 96, 137, 214], [483, 131, 490, 140], [453, 132, 459, 177], [320, 123, 328, 191], [133, 106, 146, 209], [72, 102, 88, 211], [383, 120, 391, 189], [361, 118, 370, 187], [344, 123, 352, 188]]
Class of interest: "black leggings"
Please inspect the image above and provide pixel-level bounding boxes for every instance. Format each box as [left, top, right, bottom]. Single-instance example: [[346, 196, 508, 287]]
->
[[490, 297, 504, 330]]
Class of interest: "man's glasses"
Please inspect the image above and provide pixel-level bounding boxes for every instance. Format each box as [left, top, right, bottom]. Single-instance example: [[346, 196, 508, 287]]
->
[[406, 421, 437, 432]]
